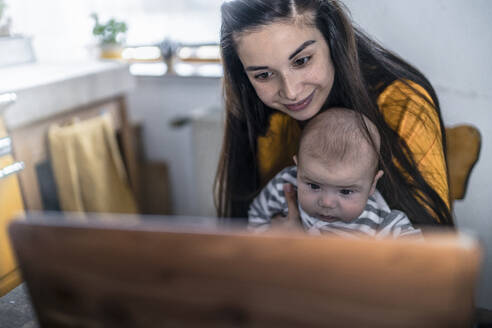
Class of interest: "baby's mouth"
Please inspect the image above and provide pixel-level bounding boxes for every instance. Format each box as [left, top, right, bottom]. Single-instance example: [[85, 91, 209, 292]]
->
[[317, 214, 339, 222]]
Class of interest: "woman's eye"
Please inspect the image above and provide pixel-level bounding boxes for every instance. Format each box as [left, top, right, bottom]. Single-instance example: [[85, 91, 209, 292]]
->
[[308, 183, 320, 190], [293, 56, 311, 67], [254, 72, 272, 80], [339, 189, 354, 196]]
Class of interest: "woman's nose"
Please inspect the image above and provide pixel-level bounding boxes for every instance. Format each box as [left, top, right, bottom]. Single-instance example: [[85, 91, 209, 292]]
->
[[279, 74, 300, 101]]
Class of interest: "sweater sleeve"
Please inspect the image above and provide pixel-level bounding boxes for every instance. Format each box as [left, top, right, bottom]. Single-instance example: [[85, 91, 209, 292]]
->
[[377, 80, 450, 219]]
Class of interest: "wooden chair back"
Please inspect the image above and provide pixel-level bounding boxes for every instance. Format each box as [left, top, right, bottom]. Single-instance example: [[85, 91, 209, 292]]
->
[[445, 124, 481, 201]]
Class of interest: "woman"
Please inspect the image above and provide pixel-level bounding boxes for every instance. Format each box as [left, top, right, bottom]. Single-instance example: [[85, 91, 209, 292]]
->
[[215, 0, 453, 228]]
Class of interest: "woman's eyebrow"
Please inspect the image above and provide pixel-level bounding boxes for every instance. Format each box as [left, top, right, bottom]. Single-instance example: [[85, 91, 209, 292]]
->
[[288, 40, 316, 60], [245, 65, 269, 72], [244, 40, 317, 72]]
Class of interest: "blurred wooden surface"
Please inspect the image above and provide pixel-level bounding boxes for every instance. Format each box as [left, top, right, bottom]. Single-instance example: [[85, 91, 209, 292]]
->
[[9, 283, 492, 327], [139, 162, 172, 215], [9, 218, 481, 328]]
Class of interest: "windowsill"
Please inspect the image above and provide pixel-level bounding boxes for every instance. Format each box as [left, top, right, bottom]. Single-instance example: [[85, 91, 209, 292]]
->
[[129, 61, 222, 78]]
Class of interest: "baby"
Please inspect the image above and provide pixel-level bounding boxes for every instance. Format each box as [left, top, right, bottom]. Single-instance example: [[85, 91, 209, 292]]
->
[[248, 107, 421, 238]]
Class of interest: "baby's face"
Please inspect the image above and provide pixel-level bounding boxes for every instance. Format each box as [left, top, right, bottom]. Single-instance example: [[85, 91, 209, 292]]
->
[[296, 155, 382, 223]]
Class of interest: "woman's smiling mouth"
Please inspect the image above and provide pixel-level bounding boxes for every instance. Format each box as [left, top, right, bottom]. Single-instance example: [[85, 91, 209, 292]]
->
[[284, 90, 315, 111]]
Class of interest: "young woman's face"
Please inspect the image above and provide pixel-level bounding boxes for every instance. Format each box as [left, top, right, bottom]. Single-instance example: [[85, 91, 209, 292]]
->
[[236, 21, 335, 121]]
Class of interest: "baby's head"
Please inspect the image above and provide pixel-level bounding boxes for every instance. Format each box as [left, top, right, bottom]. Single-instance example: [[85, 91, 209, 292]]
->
[[294, 107, 384, 223]]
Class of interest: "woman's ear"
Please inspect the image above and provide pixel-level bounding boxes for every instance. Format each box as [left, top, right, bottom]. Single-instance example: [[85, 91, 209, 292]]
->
[[369, 170, 384, 195], [293, 155, 298, 166]]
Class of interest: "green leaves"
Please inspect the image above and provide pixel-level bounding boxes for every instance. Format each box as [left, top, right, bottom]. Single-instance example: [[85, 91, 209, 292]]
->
[[91, 13, 128, 45], [0, 0, 7, 21]]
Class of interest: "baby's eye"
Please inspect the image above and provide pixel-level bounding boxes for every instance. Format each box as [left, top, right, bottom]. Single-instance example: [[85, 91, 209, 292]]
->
[[293, 56, 311, 67], [254, 71, 273, 80], [308, 183, 320, 190], [339, 189, 354, 196]]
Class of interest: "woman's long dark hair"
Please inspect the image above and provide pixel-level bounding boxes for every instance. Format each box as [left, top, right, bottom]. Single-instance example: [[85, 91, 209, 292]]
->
[[215, 0, 453, 227]]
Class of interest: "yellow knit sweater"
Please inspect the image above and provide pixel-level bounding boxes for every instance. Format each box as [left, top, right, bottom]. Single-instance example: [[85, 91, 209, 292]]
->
[[257, 80, 450, 222]]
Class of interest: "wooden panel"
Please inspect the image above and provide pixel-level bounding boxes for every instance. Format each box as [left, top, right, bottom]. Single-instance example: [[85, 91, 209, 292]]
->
[[139, 161, 172, 215], [9, 217, 481, 328], [0, 116, 25, 296], [115, 96, 140, 201]]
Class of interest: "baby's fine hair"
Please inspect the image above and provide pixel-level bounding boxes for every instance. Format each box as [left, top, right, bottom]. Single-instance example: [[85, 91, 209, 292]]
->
[[299, 107, 381, 171]]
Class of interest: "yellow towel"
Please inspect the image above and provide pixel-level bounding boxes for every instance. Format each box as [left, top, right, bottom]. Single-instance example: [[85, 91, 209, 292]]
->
[[48, 113, 137, 214]]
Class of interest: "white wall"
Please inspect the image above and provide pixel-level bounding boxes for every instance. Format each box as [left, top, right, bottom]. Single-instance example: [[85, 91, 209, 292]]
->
[[127, 75, 222, 216], [343, 0, 492, 309]]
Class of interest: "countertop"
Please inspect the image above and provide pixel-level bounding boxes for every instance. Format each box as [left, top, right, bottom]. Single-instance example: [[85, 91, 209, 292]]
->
[[0, 60, 135, 129]]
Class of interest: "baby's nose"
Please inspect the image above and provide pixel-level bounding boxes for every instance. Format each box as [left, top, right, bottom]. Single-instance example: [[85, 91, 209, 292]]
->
[[318, 194, 337, 208]]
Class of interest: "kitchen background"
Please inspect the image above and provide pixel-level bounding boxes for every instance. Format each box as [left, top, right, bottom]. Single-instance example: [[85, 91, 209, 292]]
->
[[1, 0, 491, 309]]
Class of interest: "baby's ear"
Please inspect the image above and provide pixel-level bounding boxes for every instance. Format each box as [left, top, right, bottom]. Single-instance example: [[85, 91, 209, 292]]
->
[[293, 155, 298, 166], [370, 170, 384, 195]]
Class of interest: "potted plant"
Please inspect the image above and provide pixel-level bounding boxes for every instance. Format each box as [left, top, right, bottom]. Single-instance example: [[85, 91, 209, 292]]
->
[[0, 0, 6, 21], [91, 13, 128, 59]]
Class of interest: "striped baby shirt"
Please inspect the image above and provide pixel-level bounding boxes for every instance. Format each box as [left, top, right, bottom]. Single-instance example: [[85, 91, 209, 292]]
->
[[248, 166, 422, 239]]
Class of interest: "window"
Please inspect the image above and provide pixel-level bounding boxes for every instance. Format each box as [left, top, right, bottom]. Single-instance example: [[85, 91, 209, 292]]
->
[[7, 0, 223, 60]]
